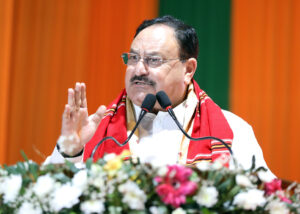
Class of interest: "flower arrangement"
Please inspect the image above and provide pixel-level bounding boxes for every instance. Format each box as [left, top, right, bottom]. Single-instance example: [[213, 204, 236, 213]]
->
[[0, 151, 299, 214]]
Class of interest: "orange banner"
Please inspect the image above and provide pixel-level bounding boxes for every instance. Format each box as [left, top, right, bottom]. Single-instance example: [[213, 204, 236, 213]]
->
[[231, 0, 300, 181], [0, 0, 158, 164]]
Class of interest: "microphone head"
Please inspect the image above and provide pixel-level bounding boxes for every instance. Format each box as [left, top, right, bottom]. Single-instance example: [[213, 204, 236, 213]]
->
[[141, 94, 156, 112], [156, 91, 172, 109]]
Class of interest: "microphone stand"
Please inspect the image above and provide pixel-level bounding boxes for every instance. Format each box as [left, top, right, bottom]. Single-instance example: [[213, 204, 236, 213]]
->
[[167, 108, 233, 155], [156, 90, 233, 155], [90, 110, 147, 158], [166, 105, 238, 168], [90, 94, 156, 159]]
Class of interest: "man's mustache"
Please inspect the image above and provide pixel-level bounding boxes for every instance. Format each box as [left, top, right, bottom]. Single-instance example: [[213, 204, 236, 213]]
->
[[130, 75, 156, 87]]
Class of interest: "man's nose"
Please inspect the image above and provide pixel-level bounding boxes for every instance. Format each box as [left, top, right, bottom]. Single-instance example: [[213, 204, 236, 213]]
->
[[135, 59, 149, 75]]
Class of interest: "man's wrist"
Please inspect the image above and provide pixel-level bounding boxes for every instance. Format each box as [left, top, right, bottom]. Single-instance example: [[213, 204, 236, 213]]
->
[[56, 144, 83, 158], [56, 135, 84, 158]]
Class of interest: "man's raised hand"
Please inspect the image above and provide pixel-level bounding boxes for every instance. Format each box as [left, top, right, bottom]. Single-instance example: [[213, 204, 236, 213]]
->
[[58, 82, 106, 156]]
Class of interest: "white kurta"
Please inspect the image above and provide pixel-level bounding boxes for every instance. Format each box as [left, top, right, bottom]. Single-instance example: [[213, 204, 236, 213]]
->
[[45, 103, 275, 179]]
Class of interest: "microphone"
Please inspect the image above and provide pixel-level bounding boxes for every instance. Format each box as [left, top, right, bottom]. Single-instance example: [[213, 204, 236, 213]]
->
[[156, 91, 233, 155], [90, 93, 156, 159]]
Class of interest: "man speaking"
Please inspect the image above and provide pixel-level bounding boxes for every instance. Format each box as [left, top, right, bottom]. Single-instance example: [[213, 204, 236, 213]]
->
[[46, 15, 274, 178]]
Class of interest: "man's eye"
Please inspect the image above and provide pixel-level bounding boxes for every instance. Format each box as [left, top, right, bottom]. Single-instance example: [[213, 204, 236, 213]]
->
[[129, 54, 139, 60], [147, 57, 161, 63]]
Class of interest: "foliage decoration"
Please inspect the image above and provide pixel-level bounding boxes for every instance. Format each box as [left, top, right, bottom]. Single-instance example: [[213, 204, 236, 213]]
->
[[0, 151, 299, 214]]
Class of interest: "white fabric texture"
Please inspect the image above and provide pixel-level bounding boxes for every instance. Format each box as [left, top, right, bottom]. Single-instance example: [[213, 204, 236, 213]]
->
[[130, 105, 275, 179], [45, 104, 276, 179]]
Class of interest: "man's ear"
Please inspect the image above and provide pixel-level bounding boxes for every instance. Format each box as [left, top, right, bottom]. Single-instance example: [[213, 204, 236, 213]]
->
[[184, 58, 197, 85]]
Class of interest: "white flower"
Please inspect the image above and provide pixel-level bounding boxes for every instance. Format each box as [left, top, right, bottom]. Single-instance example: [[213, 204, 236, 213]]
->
[[211, 161, 223, 170], [80, 200, 105, 214], [118, 180, 147, 210], [89, 166, 107, 193], [236, 174, 253, 187], [149, 206, 160, 214], [149, 206, 168, 214], [50, 183, 82, 211], [72, 169, 88, 190], [196, 161, 210, 171], [91, 176, 105, 189], [172, 207, 186, 214], [0, 174, 22, 203], [0, 167, 8, 176], [157, 166, 168, 177], [17, 202, 42, 214], [213, 154, 230, 168], [115, 170, 129, 183], [194, 185, 218, 208], [266, 200, 289, 214], [233, 189, 266, 210], [90, 164, 103, 176], [33, 174, 55, 198], [75, 162, 86, 169], [104, 153, 116, 162], [258, 170, 274, 183], [107, 179, 116, 194]]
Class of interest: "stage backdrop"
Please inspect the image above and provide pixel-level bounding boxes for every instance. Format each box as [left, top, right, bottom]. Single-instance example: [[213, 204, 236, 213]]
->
[[0, 0, 299, 182]]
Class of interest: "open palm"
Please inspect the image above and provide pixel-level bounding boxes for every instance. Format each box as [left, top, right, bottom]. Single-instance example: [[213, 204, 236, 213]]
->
[[60, 82, 106, 155]]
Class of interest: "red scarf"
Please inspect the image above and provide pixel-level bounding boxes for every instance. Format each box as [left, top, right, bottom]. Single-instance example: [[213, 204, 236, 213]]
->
[[83, 79, 233, 166]]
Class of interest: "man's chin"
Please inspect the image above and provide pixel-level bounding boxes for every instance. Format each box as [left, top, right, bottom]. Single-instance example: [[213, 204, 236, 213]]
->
[[128, 93, 148, 107], [129, 94, 165, 114], [126, 84, 157, 104], [152, 103, 165, 114]]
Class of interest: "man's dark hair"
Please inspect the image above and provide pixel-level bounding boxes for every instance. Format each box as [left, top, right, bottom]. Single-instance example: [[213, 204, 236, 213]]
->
[[134, 15, 199, 60]]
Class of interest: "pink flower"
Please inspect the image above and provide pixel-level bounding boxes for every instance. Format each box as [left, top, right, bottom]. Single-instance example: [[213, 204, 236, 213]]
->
[[278, 194, 292, 204], [155, 165, 197, 208], [264, 179, 282, 196], [264, 179, 292, 203]]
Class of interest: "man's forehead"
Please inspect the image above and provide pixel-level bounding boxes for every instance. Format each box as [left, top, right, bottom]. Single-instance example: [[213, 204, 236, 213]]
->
[[130, 48, 162, 56], [130, 25, 179, 56]]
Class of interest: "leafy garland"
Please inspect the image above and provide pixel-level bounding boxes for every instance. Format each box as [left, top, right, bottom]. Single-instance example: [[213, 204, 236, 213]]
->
[[0, 151, 299, 214]]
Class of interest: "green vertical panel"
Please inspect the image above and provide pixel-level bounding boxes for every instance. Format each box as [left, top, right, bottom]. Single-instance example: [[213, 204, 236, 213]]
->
[[159, 0, 231, 109]]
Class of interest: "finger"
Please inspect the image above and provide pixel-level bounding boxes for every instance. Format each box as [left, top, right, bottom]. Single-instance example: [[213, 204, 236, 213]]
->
[[62, 104, 71, 120], [92, 105, 107, 124], [68, 88, 75, 107], [74, 82, 81, 109], [61, 104, 75, 136], [80, 82, 87, 108]]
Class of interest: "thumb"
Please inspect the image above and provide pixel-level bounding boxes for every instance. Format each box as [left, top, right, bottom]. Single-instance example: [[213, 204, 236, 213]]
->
[[91, 105, 107, 124]]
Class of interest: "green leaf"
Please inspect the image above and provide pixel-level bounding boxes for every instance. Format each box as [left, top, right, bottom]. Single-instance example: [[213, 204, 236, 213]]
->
[[41, 163, 55, 172], [127, 211, 147, 214], [207, 170, 216, 181], [201, 207, 217, 214], [218, 178, 234, 192], [53, 172, 71, 183], [20, 150, 29, 161], [227, 185, 241, 199], [16, 162, 27, 174], [28, 163, 39, 180], [213, 173, 224, 185], [254, 166, 267, 173], [108, 206, 122, 214], [65, 160, 80, 174], [250, 155, 256, 171], [85, 158, 93, 169]]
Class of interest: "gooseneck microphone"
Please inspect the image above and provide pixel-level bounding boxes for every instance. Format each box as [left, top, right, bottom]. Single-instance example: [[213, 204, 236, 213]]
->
[[91, 94, 156, 158], [156, 91, 233, 155]]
